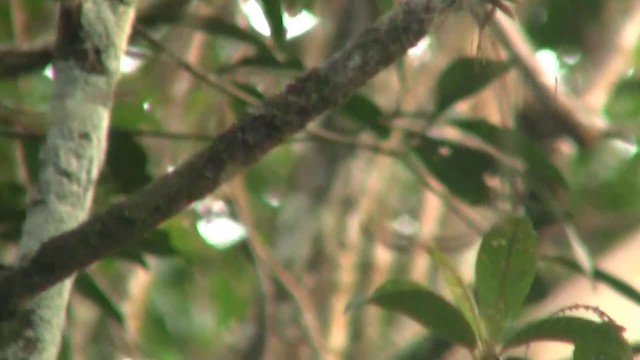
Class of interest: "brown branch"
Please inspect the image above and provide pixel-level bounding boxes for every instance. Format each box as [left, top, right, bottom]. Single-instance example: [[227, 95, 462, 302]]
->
[[0, 45, 53, 78], [231, 177, 326, 357], [489, 12, 606, 147], [579, 0, 640, 110], [0, 0, 452, 313]]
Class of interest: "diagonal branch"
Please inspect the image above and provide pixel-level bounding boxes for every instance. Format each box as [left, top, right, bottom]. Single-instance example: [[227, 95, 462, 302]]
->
[[0, 0, 454, 312]]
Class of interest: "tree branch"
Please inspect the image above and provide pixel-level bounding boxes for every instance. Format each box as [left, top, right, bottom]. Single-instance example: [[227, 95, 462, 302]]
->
[[489, 12, 606, 147], [0, 0, 453, 313]]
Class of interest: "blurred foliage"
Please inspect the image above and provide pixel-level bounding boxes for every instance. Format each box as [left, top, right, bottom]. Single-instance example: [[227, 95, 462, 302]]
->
[[0, 0, 639, 359]]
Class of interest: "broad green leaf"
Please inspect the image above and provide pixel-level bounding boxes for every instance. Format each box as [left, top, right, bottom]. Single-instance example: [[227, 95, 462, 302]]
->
[[74, 272, 125, 326], [543, 256, 640, 306], [368, 279, 477, 348], [434, 58, 512, 116], [412, 135, 497, 204], [260, 0, 286, 46], [503, 316, 631, 359], [475, 215, 538, 339], [452, 119, 567, 189], [338, 93, 390, 138]]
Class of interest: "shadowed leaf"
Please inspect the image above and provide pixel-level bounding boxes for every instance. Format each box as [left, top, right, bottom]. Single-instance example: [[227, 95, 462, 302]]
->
[[74, 272, 125, 326], [434, 57, 512, 116], [503, 316, 631, 359], [412, 135, 497, 204], [368, 279, 477, 349]]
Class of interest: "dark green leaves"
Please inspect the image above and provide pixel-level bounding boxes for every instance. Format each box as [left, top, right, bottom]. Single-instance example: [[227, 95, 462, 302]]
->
[[452, 119, 567, 189], [338, 93, 389, 138], [434, 58, 512, 116], [260, 0, 286, 46], [475, 215, 538, 339], [412, 135, 497, 204], [74, 272, 125, 325], [368, 280, 477, 348], [503, 316, 631, 359], [105, 132, 152, 194], [180, 15, 271, 53]]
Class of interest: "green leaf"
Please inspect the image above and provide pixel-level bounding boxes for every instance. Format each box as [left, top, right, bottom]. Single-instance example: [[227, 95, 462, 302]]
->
[[230, 81, 266, 115], [524, 0, 603, 50], [368, 279, 477, 348], [412, 135, 497, 204], [338, 93, 390, 138], [427, 246, 484, 339], [180, 15, 271, 52], [452, 119, 567, 189], [105, 132, 152, 194], [74, 272, 125, 326], [434, 58, 512, 116], [260, 0, 286, 46], [216, 52, 303, 73], [607, 79, 640, 123], [475, 215, 538, 339], [114, 250, 149, 268], [543, 256, 640, 306], [140, 230, 179, 256], [503, 316, 631, 359]]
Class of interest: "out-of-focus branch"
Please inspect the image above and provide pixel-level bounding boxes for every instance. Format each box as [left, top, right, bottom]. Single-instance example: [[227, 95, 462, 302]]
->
[[0, 127, 215, 142], [231, 177, 326, 358], [134, 25, 261, 105], [0, 45, 53, 78], [579, 0, 640, 110], [490, 13, 606, 147], [0, 0, 453, 315]]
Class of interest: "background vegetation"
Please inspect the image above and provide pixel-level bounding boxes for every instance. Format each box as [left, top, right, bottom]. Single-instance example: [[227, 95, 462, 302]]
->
[[1, 0, 640, 359]]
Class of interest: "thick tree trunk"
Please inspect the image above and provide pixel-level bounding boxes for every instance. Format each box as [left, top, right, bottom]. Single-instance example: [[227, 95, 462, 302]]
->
[[0, 2, 135, 359]]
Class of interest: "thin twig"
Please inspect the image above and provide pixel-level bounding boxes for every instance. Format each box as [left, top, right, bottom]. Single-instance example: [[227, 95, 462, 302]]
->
[[134, 25, 261, 105], [230, 176, 327, 357], [489, 12, 605, 147], [303, 125, 486, 236]]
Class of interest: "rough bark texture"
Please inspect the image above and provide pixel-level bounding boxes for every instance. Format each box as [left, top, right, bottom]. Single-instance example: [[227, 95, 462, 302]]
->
[[0, 0, 454, 312], [0, 1, 135, 359]]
